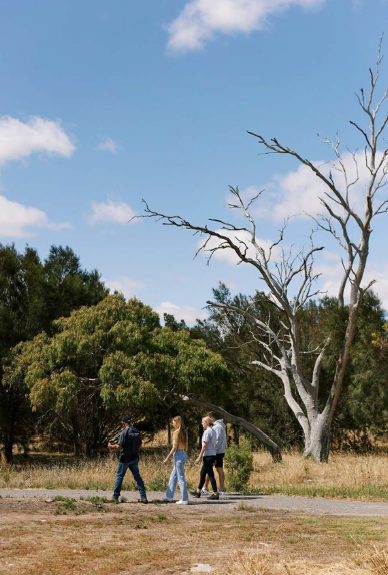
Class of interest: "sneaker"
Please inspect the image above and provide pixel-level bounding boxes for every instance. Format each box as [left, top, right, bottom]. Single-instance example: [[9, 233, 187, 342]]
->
[[218, 491, 225, 495], [190, 490, 201, 498], [176, 500, 189, 505], [106, 497, 119, 503], [161, 496, 173, 502], [138, 498, 148, 504], [201, 489, 209, 495], [207, 493, 219, 500]]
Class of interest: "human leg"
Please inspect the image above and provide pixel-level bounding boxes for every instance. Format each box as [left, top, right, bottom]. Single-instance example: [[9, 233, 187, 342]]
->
[[174, 451, 188, 502], [128, 460, 147, 500], [113, 461, 129, 500], [215, 453, 225, 491], [165, 462, 178, 499], [198, 459, 208, 491], [205, 456, 218, 493], [216, 467, 225, 491]]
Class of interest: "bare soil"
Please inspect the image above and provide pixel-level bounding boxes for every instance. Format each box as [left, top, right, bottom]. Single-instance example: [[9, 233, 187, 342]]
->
[[1, 497, 388, 574]]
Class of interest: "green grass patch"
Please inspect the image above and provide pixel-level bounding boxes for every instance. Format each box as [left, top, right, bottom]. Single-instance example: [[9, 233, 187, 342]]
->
[[53, 495, 76, 503], [82, 496, 107, 505], [257, 484, 388, 501]]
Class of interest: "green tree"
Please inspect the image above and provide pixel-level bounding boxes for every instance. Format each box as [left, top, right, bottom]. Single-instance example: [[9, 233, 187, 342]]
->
[[0, 244, 108, 461], [197, 284, 388, 453], [4, 295, 230, 456]]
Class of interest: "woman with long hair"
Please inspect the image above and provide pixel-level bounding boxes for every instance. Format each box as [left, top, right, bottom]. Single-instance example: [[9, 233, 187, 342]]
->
[[190, 416, 219, 500], [162, 415, 189, 505]]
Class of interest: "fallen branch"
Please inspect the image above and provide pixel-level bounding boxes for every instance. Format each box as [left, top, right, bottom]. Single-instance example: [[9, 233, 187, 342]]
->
[[176, 395, 282, 462]]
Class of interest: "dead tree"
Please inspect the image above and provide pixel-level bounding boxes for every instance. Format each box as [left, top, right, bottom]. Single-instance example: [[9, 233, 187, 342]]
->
[[138, 43, 388, 461]]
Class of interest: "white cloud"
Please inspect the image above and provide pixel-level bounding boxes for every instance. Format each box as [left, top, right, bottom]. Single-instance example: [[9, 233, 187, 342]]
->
[[104, 277, 145, 300], [156, 301, 207, 324], [0, 195, 70, 238], [88, 198, 136, 225], [167, 0, 325, 53], [97, 137, 119, 154], [0, 116, 75, 165], [241, 150, 387, 223]]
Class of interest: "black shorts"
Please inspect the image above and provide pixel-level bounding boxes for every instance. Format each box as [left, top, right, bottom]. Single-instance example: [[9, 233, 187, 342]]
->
[[215, 453, 225, 468]]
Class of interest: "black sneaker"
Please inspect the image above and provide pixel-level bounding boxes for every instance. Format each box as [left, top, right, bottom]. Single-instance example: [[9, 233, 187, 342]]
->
[[138, 498, 148, 504], [207, 493, 219, 500], [190, 490, 201, 498]]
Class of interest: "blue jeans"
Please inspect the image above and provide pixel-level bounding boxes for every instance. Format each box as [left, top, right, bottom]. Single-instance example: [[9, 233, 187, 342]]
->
[[166, 450, 188, 502], [113, 459, 146, 500]]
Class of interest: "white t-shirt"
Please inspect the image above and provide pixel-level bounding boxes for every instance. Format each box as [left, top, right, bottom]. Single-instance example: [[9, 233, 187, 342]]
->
[[202, 427, 216, 457]]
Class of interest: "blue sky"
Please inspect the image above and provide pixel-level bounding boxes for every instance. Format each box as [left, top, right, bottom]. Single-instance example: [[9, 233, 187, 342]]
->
[[1, 0, 388, 322]]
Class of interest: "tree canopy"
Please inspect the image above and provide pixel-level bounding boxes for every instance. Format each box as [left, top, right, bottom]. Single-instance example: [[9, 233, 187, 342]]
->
[[4, 295, 230, 455], [0, 244, 108, 460]]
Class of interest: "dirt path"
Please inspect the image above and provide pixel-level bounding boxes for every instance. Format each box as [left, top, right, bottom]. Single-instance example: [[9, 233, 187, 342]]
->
[[2, 488, 388, 517]]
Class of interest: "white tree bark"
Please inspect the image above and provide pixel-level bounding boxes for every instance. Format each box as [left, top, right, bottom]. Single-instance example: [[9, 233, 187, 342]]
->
[[138, 42, 388, 461]]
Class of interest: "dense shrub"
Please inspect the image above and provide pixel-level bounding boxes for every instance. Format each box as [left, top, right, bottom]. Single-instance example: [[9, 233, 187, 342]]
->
[[225, 439, 253, 492]]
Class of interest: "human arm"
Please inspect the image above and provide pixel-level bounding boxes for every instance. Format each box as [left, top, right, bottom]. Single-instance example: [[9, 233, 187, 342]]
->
[[163, 444, 177, 465], [108, 429, 125, 451], [214, 425, 221, 453], [195, 442, 207, 464]]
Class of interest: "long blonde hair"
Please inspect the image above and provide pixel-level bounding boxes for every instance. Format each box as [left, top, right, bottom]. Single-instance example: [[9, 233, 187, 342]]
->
[[173, 416, 188, 448]]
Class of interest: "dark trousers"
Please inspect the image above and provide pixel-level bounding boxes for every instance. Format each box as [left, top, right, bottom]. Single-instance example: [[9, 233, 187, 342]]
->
[[198, 455, 217, 492], [113, 459, 146, 500]]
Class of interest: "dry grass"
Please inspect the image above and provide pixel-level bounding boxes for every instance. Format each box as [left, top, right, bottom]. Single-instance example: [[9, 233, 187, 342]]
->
[[222, 551, 284, 574], [249, 450, 388, 500], [3, 432, 388, 500], [222, 552, 374, 575], [221, 551, 369, 575], [0, 452, 201, 491], [354, 544, 388, 574], [1, 498, 386, 574], [3, 448, 388, 501]]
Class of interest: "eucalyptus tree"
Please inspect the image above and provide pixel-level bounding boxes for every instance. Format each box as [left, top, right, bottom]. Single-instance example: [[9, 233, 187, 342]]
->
[[138, 45, 388, 461]]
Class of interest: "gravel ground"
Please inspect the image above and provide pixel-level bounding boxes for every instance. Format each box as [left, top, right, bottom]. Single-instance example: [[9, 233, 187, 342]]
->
[[2, 488, 388, 516]]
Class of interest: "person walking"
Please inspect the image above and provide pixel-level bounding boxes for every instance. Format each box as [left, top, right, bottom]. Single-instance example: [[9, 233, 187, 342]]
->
[[162, 415, 189, 505], [107, 415, 147, 503], [202, 411, 226, 495], [190, 416, 219, 500]]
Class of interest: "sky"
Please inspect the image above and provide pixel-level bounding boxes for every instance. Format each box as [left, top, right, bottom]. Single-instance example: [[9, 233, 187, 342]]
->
[[1, 0, 388, 323]]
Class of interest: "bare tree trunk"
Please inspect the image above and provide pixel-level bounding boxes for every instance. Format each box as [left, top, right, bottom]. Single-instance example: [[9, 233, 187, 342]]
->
[[3, 437, 14, 464], [302, 416, 331, 462], [177, 395, 282, 462]]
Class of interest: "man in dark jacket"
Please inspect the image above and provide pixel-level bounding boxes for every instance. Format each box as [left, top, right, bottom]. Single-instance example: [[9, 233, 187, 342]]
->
[[107, 415, 147, 503]]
